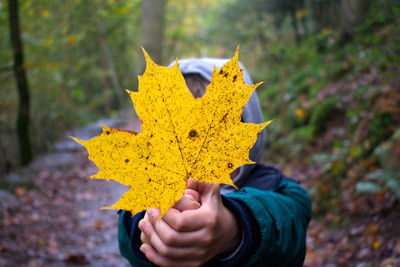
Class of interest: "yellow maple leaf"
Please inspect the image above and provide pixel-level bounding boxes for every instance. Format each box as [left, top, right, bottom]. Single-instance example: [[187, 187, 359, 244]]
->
[[72, 48, 271, 217]]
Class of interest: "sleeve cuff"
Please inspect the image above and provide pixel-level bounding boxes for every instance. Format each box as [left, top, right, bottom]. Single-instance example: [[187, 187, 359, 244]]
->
[[127, 210, 148, 261], [209, 195, 260, 266], [123, 196, 260, 266]]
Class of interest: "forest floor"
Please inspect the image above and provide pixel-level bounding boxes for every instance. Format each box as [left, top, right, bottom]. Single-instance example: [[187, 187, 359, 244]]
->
[[0, 114, 399, 267], [281, 160, 400, 267]]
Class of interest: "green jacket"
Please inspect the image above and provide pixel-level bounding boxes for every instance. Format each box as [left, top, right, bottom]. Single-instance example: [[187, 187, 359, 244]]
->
[[118, 165, 311, 266]]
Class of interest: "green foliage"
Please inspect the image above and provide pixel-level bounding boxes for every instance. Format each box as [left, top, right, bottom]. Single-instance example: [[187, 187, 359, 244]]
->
[[357, 169, 400, 199], [357, 128, 400, 199], [0, 0, 141, 168], [369, 112, 395, 148], [1, 0, 400, 215], [309, 97, 338, 137]]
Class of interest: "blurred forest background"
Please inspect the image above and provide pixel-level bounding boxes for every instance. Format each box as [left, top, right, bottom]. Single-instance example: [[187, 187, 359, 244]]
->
[[1, 0, 400, 266]]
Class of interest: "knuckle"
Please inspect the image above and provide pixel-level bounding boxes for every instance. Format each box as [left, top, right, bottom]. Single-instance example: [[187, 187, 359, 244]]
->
[[140, 232, 146, 243], [162, 231, 176, 246], [201, 233, 214, 246], [193, 248, 206, 259], [174, 216, 186, 231], [157, 245, 171, 257], [159, 259, 177, 267], [204, 212, 218, 228], [145, 251, 155, 263]]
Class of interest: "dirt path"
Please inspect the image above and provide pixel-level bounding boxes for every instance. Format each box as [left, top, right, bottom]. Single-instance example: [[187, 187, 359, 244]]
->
[[0, 153, 130, 267], [1, 113, 399, 266], [0, 115, 141, 267]]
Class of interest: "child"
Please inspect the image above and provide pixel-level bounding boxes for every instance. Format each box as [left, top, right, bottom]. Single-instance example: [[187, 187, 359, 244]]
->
[[118, 58, 311, 266]]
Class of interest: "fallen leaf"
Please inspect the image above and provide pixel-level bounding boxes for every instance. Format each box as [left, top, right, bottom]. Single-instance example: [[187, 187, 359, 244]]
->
[[395, 240, 400, 254], [365, 223, 379, 236], [92, 220, 104, 229], [295, 108, 305, 119], [373, 240, 381, 250], [14, 186, 27, 197], [38, 240, 46, 247], [380, 257, 400, 267], [72, 48, 271, 217], [64, 254, 90, 265]]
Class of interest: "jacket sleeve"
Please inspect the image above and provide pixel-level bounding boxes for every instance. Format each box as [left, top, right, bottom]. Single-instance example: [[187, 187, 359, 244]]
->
[[118, 177, 311, 267], [118, 210, 156, 266], [224, 178, 312, 266]]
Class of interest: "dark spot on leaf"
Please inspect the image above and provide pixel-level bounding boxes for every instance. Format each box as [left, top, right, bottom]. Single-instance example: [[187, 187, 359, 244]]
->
[[219, 69, 223, 74], [189, 130, 197, 137], [125, 159, 129, 163], [106, 131, 110, 135], [146, 142, 151, 147], [228, 163, 233, 168], [155, 119, 157, 123], [148, 178, 151, 182], [224, 73, 228, 78], [150, 133, 153, 138], [146, 156, 149, 160], [145, 167, 148, 170], [233, 75, 237, 82]]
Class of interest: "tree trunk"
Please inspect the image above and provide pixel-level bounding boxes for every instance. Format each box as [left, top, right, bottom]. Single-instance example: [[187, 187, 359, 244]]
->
[[98, 20, 124, 108], [340, 0, 370, 43], [141, 0, 165, 65], [8, 0, 33, 166], [290, 6, 301, 44]]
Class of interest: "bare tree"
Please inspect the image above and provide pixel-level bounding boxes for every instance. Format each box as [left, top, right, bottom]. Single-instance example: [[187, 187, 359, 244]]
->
[[340, 0, 371, 43], [141, 0, 165, 64], [8, 0, 33, 165]]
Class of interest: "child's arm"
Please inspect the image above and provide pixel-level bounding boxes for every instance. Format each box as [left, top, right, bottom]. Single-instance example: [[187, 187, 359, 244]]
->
[[118, 166, 311, 266], [224, 177, 312, 266]]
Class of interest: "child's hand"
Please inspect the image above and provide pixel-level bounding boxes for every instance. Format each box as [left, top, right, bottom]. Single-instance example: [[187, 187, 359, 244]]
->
[[138, 179, 240, 267]]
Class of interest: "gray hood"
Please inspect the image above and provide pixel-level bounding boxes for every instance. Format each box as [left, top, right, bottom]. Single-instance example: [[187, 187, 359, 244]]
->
[[168, 58, 267, 193]]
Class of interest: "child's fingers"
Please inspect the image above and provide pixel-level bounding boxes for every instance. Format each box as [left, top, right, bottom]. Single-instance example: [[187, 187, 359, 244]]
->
[[146, 208, 161, 222], [140, 243, 200, 267], [139, 213, 152, 244], [139, 216, 168, 251], [140, 217, 200, 257], [161, 208, 210, 232], [147, 207, 201, 232], [140, 230, 151, 244], [173, 194, 200, 211], [187, 178, 220, 200], [153, 214, 207, 247]]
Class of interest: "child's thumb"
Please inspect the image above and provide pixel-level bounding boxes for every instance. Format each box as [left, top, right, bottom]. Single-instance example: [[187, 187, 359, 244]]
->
[[187, 177, 201, 191], [173, 193, 200, 211], [187, 178, 220, 201]]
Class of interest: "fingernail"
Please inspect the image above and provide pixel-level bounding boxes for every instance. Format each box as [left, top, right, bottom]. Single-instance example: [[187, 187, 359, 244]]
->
[[147, 209, 153, 218], [193, 201, 201, 208], [140, 244, 146, 253], [184, 194, 195, 201], [138, 220, 146, 231]]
